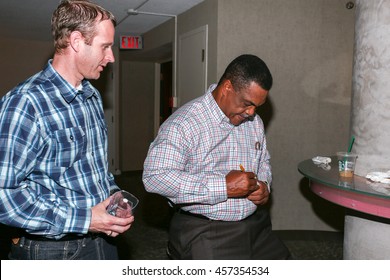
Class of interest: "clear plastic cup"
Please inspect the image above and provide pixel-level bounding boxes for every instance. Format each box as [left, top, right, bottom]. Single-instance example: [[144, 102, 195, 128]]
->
[[337, 152, 358, 178], [106, 190, 139, 217]]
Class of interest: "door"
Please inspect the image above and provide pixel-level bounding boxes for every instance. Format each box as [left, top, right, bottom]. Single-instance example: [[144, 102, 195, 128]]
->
[[178, 25, 208, 106], [160, 61, 173, 124]]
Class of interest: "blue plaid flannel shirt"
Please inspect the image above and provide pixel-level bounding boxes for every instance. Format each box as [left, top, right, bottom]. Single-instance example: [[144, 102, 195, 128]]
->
[[0, 60, 118, 238]]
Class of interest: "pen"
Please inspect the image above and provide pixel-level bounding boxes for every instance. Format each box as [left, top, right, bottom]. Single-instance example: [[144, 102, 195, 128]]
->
[[240, 164, 259, 184]]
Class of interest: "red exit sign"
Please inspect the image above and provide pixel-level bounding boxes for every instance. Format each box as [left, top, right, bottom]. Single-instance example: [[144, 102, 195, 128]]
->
[[120, 35, 143, 49]]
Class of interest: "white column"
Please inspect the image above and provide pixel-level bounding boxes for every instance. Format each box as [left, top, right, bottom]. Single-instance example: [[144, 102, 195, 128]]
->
[[344, 214, 390, 259], [351, 0, 390, 176], [346, 0, 390, 260]]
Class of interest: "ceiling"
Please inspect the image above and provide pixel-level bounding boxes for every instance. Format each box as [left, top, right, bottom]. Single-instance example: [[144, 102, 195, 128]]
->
[[0, 0, 205, 42]]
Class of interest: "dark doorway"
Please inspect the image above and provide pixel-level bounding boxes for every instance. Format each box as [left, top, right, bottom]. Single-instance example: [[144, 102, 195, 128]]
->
[[160, 61, 173, 124]]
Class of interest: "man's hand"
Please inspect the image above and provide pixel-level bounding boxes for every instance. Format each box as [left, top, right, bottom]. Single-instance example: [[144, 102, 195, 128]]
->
[[226, 170, 259, 198], [247, 181, 269, 205], [89, 197, 134, 237]]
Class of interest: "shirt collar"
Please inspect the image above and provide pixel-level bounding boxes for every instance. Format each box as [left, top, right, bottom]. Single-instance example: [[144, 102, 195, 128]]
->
[[42, 60, 96, 103], [77, 80, 96, 100], [205, 84, 234, 128]]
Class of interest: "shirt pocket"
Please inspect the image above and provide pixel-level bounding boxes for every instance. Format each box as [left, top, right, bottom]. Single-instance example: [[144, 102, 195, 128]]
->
[[53, 127, 86, 167]]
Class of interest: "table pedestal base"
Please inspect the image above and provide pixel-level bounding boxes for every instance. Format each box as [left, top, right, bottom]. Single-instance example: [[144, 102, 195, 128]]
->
[[344, 213, 390, 259]]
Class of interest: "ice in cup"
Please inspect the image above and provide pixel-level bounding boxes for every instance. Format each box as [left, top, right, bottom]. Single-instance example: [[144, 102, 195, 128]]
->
[[337, 152, 357, 178], [107, 190, 139, 218]]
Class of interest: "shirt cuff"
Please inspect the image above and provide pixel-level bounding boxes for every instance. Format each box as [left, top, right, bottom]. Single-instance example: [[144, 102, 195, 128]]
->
[[260, 180, 271, 192]]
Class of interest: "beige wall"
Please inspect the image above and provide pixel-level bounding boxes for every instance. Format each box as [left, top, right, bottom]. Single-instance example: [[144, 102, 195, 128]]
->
[[215, 0, 355, 230], [0, 37, 53, 97]]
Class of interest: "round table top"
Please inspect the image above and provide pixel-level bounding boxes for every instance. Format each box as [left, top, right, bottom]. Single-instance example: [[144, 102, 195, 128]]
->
[[298, 156, 390, 200], [298, 156, 390, 219]]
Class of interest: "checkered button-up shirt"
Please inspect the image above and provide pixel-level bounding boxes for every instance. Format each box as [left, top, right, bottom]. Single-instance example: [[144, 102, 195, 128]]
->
[[143, 84, 272, 221]]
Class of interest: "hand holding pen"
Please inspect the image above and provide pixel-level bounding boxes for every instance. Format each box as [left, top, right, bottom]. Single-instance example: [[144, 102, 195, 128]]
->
[[240, 164, 259, 184], [225, 164, 259, 198], [240, 164, 270, 205]]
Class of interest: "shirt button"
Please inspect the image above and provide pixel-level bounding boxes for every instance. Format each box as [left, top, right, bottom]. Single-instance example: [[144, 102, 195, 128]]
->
[[70, 135, 73, 141], [91, 152, 94, 156]]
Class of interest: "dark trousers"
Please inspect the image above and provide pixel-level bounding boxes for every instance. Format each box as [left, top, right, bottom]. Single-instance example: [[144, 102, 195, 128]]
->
[[168, 208, 291, 260], [9, 234, 118, 260]]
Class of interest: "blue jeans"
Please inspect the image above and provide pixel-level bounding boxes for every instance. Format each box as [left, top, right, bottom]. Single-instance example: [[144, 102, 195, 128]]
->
[[9, 235, 118, 260]]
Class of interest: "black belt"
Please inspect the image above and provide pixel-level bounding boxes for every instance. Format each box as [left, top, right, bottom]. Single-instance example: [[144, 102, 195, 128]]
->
[[175, 208, 212, 220], [175, 208, 258, 221], [22, 232, 104, 242]]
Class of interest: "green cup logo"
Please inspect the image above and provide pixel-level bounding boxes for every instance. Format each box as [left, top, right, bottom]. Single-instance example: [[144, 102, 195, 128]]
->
[[339, 160, 345, 171]]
